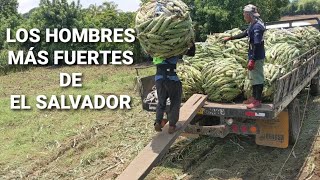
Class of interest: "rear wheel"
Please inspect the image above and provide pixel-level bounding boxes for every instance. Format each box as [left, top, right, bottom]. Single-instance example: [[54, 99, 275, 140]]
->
[[288, 98, 301, 144], [310, 72, 320, 96]]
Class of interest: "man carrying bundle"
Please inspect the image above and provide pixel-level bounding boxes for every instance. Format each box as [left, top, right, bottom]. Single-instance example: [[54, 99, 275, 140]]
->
[[153, 43, 195, 134], [135, 0, 196, 133], [224, 4, 266, 109]]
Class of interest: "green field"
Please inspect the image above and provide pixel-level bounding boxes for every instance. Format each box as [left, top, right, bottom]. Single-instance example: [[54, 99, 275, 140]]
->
[[0, 66, 157, 179]]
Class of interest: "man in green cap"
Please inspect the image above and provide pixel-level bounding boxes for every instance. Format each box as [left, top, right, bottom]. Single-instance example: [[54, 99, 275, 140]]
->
[[153, 43, 195, 134], [224, 4, 266, 109]]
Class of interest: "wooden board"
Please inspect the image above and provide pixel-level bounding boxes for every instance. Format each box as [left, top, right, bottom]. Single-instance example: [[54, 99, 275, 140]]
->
[[202, 102, 274, 111], [117, 94, 207, 180]]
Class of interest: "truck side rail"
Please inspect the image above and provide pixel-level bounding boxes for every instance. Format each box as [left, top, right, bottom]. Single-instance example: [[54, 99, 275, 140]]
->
[[273, 45, 320, 115], [266, 17, 320, 30], [241, 18, 319, 35]]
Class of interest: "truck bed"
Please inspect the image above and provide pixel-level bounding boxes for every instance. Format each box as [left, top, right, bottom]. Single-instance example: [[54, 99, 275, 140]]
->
[[139, 45, 319, 120], [201, 45, 320, 120], [203, 101, 273, 110], [200, 101, 275, 119]]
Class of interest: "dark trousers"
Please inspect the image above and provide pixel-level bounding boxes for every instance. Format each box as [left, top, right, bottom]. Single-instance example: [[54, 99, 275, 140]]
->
[[155, 79, 182, 126], [252, 84, 264, 101]]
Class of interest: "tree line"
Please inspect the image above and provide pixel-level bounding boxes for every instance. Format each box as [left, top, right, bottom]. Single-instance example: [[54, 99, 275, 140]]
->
[[281, 0, 320, 16], [142, 0, 290, 41]]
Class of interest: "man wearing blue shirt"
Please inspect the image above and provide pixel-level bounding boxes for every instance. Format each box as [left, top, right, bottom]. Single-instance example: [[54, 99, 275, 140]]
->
[[154, 43, 195, 134], [224, 4, 266, 109]]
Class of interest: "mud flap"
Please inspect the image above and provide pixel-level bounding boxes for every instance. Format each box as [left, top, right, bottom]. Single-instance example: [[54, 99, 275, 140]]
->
[[255, 111, 289, 148]]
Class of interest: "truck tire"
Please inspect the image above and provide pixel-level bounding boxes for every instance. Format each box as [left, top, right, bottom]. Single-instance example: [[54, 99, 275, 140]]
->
[[310, 72, 320, 96], [288, 98, 301, 145]]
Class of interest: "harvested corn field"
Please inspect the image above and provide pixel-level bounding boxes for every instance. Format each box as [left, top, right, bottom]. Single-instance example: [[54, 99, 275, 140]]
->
[[1, 66, 320, 180]]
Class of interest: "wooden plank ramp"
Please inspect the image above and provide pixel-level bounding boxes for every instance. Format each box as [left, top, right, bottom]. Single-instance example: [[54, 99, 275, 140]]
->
[[117, 94, 207, 180]]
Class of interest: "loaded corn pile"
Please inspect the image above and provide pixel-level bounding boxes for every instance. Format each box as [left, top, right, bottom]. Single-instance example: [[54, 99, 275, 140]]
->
[[135, 1, 320, 102]]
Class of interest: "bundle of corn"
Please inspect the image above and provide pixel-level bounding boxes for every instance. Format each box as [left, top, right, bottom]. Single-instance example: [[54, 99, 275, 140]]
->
[[135, 0, 195, 58], [183, 54, 216, 71], [202, 58, 246, 102], [264, 29, 301, 49], [265, 42, 300, 70], [290, 26, 320, 53], [178, 26, 319, 103], [177, 64, 203, 99], [182, 43, 216, 71], [206, 28, 243, 43], [205, 43, 225, 58], [206, 29, 248, 68], [222, 44, 248, 68], [223, 28, 248, 60], [244, 63, 285, 101], [205, 28, 244, 53], [265, 26, 320, 53]]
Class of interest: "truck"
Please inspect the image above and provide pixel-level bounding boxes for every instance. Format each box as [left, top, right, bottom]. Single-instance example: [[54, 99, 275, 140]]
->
[[136, 18, 320, 149]]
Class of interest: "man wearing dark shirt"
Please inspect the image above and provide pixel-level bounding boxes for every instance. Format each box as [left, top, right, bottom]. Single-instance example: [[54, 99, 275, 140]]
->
[[224, 4, 266, 109], [153, 43, 196, 134]]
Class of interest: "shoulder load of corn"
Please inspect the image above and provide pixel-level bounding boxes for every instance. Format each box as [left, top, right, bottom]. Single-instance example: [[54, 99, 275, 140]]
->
[[178, 26, 320, 102], [135, 0, 195, 58]]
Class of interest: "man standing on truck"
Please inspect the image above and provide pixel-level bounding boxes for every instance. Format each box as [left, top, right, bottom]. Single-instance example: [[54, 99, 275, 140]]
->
[[224, 4, 266, 109], [153, 43, 196, 134]]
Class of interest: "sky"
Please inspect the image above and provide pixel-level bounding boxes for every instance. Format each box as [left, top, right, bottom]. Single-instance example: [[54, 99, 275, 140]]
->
[[17, 0, 141, 14]]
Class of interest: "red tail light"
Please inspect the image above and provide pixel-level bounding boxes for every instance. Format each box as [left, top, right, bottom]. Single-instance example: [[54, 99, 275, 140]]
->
[[241, 125, 248, 133], [231, 124, 239, 133], [245, 111, 255, 117]]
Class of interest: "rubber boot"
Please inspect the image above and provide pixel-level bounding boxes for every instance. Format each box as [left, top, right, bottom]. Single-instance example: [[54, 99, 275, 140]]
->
[[243, 97, 255, 104], [247, 84, 263, 109], [247, 100, 262, 109], [244, 85, 256, 104]]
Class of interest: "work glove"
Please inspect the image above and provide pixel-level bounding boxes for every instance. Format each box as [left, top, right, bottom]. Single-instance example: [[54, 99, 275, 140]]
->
[[247, 60, 255, 71]]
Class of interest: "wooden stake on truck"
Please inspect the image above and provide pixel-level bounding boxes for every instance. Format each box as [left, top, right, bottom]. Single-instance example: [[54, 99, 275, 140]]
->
[[117, 94, 207, 180]]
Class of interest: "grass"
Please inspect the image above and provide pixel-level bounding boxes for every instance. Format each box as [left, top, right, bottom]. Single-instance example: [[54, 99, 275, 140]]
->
[[0, 65, 156, 179], [1, 65, 320, 180]]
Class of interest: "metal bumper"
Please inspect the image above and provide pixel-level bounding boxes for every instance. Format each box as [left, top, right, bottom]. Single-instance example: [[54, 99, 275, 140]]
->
[[184, 125, 229, 138]]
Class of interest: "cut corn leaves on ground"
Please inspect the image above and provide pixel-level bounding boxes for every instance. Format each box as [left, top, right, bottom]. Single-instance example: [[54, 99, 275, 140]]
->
[[178, 26, 320, 102]]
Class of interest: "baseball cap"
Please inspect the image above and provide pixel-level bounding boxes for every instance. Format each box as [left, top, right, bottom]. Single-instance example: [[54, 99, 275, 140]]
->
[[243, 4, 260, 17]]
